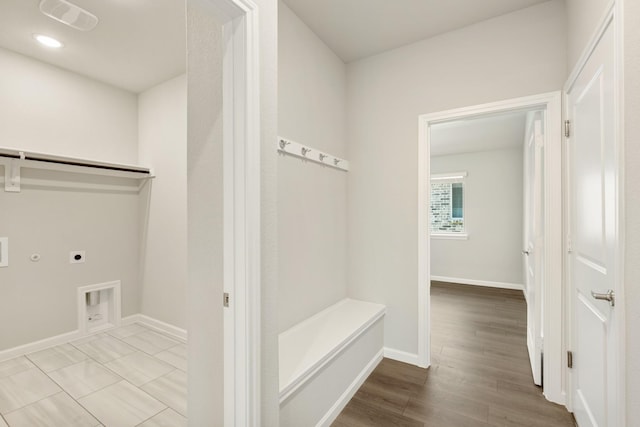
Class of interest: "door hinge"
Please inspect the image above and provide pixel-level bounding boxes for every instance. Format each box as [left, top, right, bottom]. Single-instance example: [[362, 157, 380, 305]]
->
[[568, 351, 573, 369], [567, 234, 573, 253], [564, 120, 571, 138], [223, 292, 230, 308]]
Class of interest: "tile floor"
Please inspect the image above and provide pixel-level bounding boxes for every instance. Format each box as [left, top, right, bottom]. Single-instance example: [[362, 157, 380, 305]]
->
[[0, 324, 187, 427]]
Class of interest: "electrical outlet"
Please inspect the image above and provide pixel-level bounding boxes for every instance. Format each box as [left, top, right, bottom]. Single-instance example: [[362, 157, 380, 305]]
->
[[70, 250, 85, 264]]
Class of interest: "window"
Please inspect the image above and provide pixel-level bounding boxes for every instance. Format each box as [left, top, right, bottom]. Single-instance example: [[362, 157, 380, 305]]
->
[[430, 172, 466, 237], [451, 183, 463, 219]]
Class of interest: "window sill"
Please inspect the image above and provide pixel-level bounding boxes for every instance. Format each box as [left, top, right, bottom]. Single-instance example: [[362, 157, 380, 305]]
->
[[431, 233, 468, 240]]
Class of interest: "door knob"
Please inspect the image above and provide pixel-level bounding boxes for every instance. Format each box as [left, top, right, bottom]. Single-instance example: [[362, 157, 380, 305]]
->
[[591, 289, 615, 307], [522, 250, 530, 255]]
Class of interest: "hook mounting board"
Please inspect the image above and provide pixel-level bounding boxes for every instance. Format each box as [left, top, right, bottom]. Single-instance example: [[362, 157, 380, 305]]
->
[[277, 137, 349, 172]]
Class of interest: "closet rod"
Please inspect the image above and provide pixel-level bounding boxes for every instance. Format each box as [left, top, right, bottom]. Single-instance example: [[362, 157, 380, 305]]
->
[[0, 148, 151, 175]]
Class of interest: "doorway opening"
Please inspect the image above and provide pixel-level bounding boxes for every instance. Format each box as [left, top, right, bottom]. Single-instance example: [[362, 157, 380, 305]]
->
[[0, 0, 260, 424], [418, 92, 564, 404]]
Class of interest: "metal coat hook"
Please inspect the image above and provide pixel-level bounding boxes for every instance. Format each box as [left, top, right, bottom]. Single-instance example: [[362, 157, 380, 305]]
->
[[279, 139, 291, 150], [301, 147, 312, 156]]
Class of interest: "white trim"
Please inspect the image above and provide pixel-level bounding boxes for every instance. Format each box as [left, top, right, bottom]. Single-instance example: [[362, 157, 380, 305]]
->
[[565, 1, 617, 93], [430, 233, 468, 240], [121, 314, 187, 342], [430, 171, 467, 181], [418, 91, 564, 401], [563, 1, 625, 423], [0, 146, 152, 175], [431, 276, 525, 292], [0, 170, 147, 194], [417, 115, 430, 369], [315, 349, 383, 427], [383, 347, 420, 366], [613, 0, 626, 423], [0, 237, 7, 268], [279, 303, 386, 403], [76, 281, 121, 336], [0, 329, 81, 363], [0, 312, 187, 363], [198, 0, 261, 425]]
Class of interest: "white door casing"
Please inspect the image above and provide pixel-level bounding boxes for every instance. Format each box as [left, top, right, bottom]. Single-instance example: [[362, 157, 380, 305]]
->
[[188, 0, 260, 425], [566, 7, 623, 427], [524, 113, 544, 386], [220, 1, 261, 426], [418, 91, 564, 404]]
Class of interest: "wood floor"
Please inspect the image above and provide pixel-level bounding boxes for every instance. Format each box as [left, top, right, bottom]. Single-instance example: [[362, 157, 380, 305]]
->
[[332, 281, 575, 426]]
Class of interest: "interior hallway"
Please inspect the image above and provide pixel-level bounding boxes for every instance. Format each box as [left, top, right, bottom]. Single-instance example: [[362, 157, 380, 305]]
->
[[332, 281, 575, 426]]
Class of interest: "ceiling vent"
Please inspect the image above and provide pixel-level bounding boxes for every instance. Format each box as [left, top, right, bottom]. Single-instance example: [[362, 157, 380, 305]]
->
[[39, 0, 98, 32]]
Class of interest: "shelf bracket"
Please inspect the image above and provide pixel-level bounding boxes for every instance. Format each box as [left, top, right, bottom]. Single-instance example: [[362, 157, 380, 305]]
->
[[4, 152, 25, 193]]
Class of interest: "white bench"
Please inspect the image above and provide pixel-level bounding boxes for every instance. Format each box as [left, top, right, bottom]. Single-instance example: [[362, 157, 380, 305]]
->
[[279, 298, 386, 426]]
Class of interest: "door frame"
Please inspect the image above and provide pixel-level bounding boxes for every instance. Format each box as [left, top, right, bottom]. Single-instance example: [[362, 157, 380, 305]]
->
[[221, 1, 261, 425], [417, 91, 564, 404], [563, 0, 626, 422], [189, 0, 261, 425]]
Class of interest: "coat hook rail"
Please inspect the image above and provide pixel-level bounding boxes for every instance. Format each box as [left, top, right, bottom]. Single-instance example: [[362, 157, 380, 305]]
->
[[277, 137, 349, 172]]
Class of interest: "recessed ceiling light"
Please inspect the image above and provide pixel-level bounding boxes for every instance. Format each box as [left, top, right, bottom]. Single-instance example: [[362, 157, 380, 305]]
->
[[34, 34, 64, 48]]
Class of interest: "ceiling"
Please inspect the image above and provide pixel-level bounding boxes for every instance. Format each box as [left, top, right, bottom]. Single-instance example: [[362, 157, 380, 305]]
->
[[0, 0, 186, 93], [282, 0, 550, 62], [430, 110, 537, 157]]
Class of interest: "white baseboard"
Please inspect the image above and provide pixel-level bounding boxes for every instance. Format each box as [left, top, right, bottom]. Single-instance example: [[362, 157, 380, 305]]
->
[[122, 314, 187, 342], [431, 275, 525, 292], [383, 347, 420, 366], [0, 314, 187, 363], [0, 329, 81, 363], [316, 348, 383, 427]]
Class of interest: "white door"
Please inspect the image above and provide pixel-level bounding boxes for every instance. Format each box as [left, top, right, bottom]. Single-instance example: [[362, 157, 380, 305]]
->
[[523, 114, 544, 386], [567, 19, 620, 427]]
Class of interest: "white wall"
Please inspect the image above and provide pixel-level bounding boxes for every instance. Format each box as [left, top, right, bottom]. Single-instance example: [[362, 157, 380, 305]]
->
[[138, 74, 187, 329], [278, 2, 348, 331], [566, 0, 640, 421], [431, 148, 524, 285], [0, 47, 138, 164], [0, 48, 141, 351], [0, 173, 141, 350], [347, 0, 567, 355], [186, 3, 224, 424]]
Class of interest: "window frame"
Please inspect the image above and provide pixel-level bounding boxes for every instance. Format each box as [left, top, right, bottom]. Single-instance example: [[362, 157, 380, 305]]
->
[[430, 171, 468, 239]]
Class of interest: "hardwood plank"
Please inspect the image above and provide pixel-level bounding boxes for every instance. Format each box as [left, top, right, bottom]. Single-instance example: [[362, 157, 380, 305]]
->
[[404, 388, 490, 423], [403, 398, 491, 427], [332, 282, 574, 426], [332, 398, 424, 427], [351, 380, 411, 415], [489, 405, 576, 427]]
